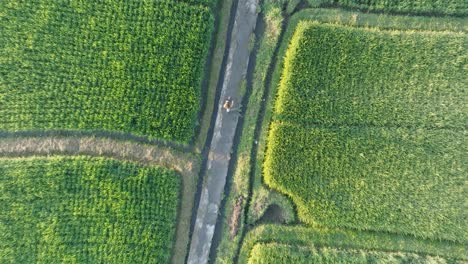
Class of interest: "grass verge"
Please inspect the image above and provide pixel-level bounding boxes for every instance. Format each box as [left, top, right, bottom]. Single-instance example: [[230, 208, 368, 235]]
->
[[239, 225, 467, 263]]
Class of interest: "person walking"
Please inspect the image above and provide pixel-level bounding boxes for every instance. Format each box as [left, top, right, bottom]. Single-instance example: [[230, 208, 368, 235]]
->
[[223, 96, 234, 112]]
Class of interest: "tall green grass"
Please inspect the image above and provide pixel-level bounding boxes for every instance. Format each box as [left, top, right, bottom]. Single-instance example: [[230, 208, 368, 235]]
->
[[0, 156, 180, 263]]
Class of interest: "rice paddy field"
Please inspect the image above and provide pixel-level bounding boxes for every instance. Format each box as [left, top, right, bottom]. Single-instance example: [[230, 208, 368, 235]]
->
[[0, 0, 214, 143], [274, 22, 466, 129], [249, 3, 468, 262], [0, 156, 180, 263], [266, 122, 466, 241], [264, 20, 467, 243]]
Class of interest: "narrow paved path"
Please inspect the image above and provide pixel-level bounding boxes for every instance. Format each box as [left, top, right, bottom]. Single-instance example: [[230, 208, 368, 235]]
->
[[187, 0, 259, 263]]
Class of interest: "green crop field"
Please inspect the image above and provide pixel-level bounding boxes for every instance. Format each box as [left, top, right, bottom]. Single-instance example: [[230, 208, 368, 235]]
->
[[264, 21, 467, 243], [275, 22, 467, 129], [0, 156, 180, 263], [308, 0, 467, 16], [0, 0, 214, 143], [248, 243, 455, 264], [265, 123, 466, 242]]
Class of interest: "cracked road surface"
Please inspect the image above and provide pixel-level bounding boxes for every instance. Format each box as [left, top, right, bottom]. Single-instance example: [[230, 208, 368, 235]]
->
[[187, 0, 259, 263]]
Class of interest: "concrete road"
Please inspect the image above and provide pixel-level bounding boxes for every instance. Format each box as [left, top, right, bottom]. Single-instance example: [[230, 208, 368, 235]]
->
[[187, 0, 259, 263]]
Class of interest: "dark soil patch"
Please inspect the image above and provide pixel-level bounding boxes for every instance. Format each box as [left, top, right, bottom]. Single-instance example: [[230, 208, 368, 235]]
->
[[257, 204, 285, 224]]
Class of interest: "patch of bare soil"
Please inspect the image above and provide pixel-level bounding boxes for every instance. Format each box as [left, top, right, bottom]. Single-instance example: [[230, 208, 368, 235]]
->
[[229, 196, 244, 239], [0, 137, 196, 176]]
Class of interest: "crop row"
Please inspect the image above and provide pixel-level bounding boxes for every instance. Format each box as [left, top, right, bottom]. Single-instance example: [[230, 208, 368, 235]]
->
[[0, 0, 214, 143], [248, 243, 455, 264], [308, 0, 467, 16], [0, 156, 180, 263], [275, 22, 467, 129], [174, 0, 215, 6], [239, 225, 467, 263]]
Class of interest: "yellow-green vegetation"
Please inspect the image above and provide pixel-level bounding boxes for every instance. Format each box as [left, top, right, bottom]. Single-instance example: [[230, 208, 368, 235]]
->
[[239, 225, 467, 263], [0, 156, 180, 263], [308, 0, 467, 16], [266, 123, 466, 242], [248, 243, 458, 264], [275, 22, 466, 129], [264, 20, 467, 242], [0, 0, 214, 143]]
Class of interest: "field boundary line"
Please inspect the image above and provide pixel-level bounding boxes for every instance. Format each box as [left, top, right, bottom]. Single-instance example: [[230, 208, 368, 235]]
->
[[271, 119, 468, 132], [312, 2, 468, 18], [0, 130, 192, 153]]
